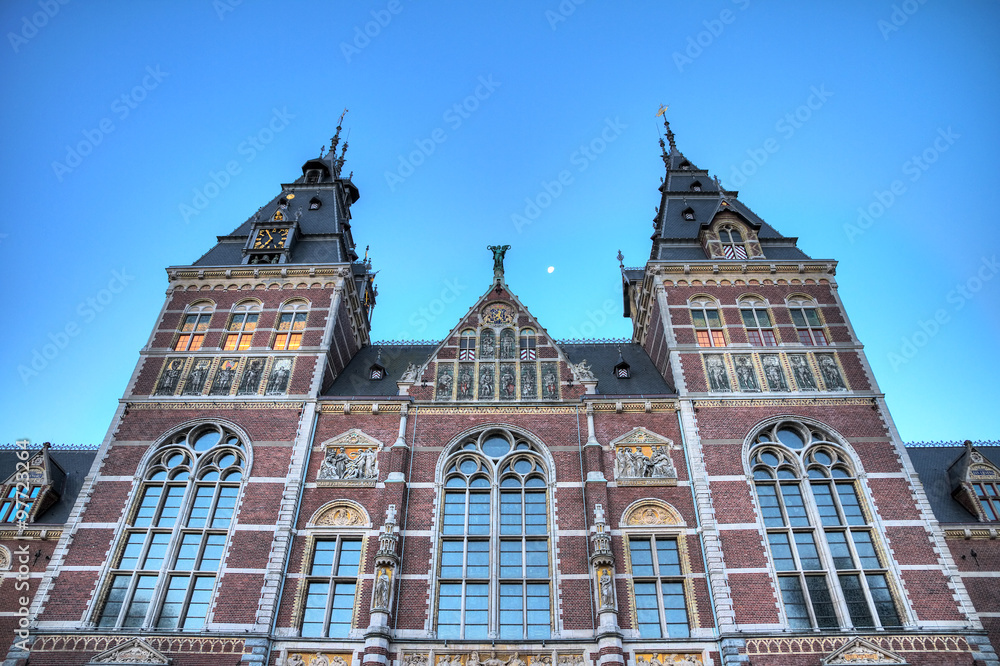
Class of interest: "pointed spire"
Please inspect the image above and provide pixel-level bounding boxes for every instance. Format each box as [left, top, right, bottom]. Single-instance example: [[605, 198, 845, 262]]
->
[[617, 249, 624, 268], [659, 137, 669, 168], [329, 107, 349, 156], [663, 116, 677, 153]]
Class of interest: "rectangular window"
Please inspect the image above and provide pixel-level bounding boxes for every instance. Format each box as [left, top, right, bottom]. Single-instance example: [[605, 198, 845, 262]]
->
[[692, 307, 725, 347], [742, 307, 777, 346], [274, 312, 307, 350], [175, 313, 211, 351], [301, 537, 362, 637], [790, 307, 828, 345], [628, 536, 689, 638]]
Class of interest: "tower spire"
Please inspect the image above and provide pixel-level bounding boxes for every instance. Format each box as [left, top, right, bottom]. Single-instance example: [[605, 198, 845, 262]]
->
[[329, 108, 348, 157]]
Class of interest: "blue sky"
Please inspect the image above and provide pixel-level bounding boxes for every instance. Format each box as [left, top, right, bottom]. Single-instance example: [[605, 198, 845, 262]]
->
[[2, 1, 998, 446]]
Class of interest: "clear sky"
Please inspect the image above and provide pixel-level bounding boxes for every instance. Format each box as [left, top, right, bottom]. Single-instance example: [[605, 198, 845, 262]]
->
[[2, 1, 998, 446]]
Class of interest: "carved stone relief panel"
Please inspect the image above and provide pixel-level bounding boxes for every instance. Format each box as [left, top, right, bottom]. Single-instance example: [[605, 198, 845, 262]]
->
[[612, 429, 678, 486], [788, 354, 817, 390], [733, 354, 760, 392], [761, 354, 789, 391], [316, 429, 383, 486], [815, 353, 847, 391], [704, 354, 731, 392]]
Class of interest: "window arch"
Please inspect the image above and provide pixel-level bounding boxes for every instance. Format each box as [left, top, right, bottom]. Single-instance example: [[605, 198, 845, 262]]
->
[[621, 500, 692, 639], [739, 297, 777, 346], [95, 423, 248, 630], [223, 301, 260, 351], [749, 420, 903, 631], [787, 297, 828, 346], [174, 302, 214, 351], [519, 328, 536, 360], [436, 429, 552, 640], [718, 224, 748, 259], [689, 297, 725, 348], [459, 329, 476, 360], [682, 207, 695, 221], [272, 300, 309, 350]]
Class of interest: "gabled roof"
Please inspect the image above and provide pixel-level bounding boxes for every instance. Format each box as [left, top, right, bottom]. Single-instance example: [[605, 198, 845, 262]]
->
[[906, 444, 1000, 524], [0, 446, 98, 525]]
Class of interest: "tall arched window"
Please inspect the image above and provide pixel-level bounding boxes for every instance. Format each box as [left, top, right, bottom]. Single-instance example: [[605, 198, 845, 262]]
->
[[459, 329, 477, 360], [95, 423, 247, 630], [787, 297, 828, 346], [272, 300, 309, 350], [436, 429, 551, 640], [750, 421, 903, 630], [740, 297, 777, 346], [174, 302, 214, 351], [223, 302, 260, 351], [690, 297, 725, 348], [719, 224, 748, 259]]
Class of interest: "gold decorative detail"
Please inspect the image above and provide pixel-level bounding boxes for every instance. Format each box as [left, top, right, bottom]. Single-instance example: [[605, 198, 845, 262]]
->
[[481, 302, 515, 326], [610, 427, 677, 486], [0, 545, 9, 571], [0, 529, 62, 540], [312, 503, 367, 527], [126, 401, 303, 410], [635, 654, 703, 666], [285, 653, 351, 666], [319, 402, 401, 413], [623, 501, 683, 526]]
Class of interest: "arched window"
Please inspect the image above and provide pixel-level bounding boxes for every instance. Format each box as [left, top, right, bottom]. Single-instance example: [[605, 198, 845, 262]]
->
[[272, 300, 309, 351], [787, 297, 828, 346], [719, 224, 748, 259], [174, 302, 213, 351], [682, 207, 695, 221], [223, 302, 260, 351], [519, 328, 536, 360], [690, 298, 725, 348], [459, 329, 476, 361], [740, 298, 777, 346], [436, 430, 551, 640], [95, 423, 247, 630], [309, 197, 322, 210], [750, 421, 903, 630]]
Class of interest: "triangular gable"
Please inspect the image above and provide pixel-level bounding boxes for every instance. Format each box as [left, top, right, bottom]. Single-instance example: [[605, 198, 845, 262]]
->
[[700, 208, 765, 260], [88, 637, 171, 665], [821, 637, 906, 665], [948, 442, 1000, 520], [402, 278, 586, 403]]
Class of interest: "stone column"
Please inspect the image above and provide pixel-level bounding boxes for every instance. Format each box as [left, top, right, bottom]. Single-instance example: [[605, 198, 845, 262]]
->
[[362, 505, 399, 666], [590, 505, 624, 666]]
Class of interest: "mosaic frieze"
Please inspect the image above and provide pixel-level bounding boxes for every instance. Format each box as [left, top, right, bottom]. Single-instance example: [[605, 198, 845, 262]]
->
[[478, 364, 495, 399], [154, 358, 186, 395], [540, 362, 559, 399], [521, 363, 537, 399], [499, 363, 517, 400], [316, 429, 382, 485], [499, 328, 516, 358], [265, 357, 293, 394], [815, 353, 847, 391], [413, 653, 572, 666], [181, 358, 212, 395], [210, 358, 240, 395], [611, 428, 677, 486], [761, 354, 789, 391], [788, 354, 817, 390], [436, 364, 454, 400], [482, 302, 515, 326], [733, 354, 760, 392], [704, 354, 731, 392], [456, 363, 475, 400], [480, 329, 496, 359]]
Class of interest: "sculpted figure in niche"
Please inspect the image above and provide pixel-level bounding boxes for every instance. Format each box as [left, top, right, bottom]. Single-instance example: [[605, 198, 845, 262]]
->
[[615, 444, 675, 479], [286, 655, 305, 666], [818, 355, 846, 390], [789, 355, 816, 390], [374, 567, 390, 608], [599, 569, 614, 608]]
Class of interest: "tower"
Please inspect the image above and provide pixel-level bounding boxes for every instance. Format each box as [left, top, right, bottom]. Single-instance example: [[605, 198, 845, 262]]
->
[[11, 117, 996, 666]]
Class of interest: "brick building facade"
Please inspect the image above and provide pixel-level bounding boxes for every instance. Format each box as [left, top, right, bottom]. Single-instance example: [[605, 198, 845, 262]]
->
[[2, 119, 997, 665]]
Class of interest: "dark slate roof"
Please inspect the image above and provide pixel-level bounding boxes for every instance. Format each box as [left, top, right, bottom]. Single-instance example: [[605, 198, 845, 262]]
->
[[0, 448, 98, 525], [561, 343, 675, 395], [190, 150, 361, 268], [324, 344, 437, 397], [906, 446, 1000, 524], [650, 132, 809, 261]]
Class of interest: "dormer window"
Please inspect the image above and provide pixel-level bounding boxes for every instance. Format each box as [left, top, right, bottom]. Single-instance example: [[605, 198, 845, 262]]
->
[[370, 349, 386, 380], [306, 170, 321, 184], [1, 485, 40, 522], [679, 160, 691, 169], [719, 224, 748, 259], [459, 330, 476, 360], [976, 483, 1000, 521], [690, 181, 702, 192], [519, 329, 536, 360], [614, 349, 630, 378], [309, 197, 322, 210], [682, 208, 695, 221]]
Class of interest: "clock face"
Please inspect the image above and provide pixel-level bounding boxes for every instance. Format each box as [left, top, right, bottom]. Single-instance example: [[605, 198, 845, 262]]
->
[[253, 228, 288, 250]]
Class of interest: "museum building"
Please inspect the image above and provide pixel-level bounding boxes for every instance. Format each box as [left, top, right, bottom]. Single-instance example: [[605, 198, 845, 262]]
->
[[1, 118, 998, 666]]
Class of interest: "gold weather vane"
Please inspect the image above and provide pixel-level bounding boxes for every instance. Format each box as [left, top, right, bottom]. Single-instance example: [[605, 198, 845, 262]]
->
[[656, 104, 669, 117]]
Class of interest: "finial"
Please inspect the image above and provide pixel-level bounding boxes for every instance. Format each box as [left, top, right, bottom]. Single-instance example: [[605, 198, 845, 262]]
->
[[487, 244, 511, 282], [348, 171, 354, 179], [659, 137, 669, 167], [664, 118, 677, 152], [319, 145, 325, 158], [965, 439, 974, 453], [375, 347, 382, 364], [329, 107, 348, 155], [617, 249, 624, 267]]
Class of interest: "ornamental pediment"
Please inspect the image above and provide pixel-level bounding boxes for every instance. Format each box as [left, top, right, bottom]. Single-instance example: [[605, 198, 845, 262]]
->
[[316, 429, 383, 486], [821, 637, 905, 665], [88, 638, 171, 665]]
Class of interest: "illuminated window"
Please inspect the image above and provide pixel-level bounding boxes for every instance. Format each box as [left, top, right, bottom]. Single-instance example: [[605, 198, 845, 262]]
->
[[628, 536, 690, 638], [437, 430, 551, 640], [273, 301, 308, 351], [519, 329, 536, 361], [96, 424, 246, 630], [719, 224, 748, 259], [459, 329, 476, 361], [174, 303, 213, 351], [690, 298, 725, 348], [301, 536, 363, 637], [223, 303, 260, 351], [740, 298, 777, 346], [788, 298, 828, 346], [751, 422, 902, 630], [976, 483, 1000, 521], [0, 486, 41, 523]]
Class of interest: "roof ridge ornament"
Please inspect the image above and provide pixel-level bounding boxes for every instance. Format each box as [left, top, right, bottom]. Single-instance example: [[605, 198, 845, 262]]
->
[[329, 107, 349, 157], [487, 244, 510, 283]]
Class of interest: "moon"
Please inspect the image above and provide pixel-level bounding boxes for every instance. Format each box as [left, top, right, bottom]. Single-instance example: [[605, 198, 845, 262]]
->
[[547, 266, 555, 273]]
